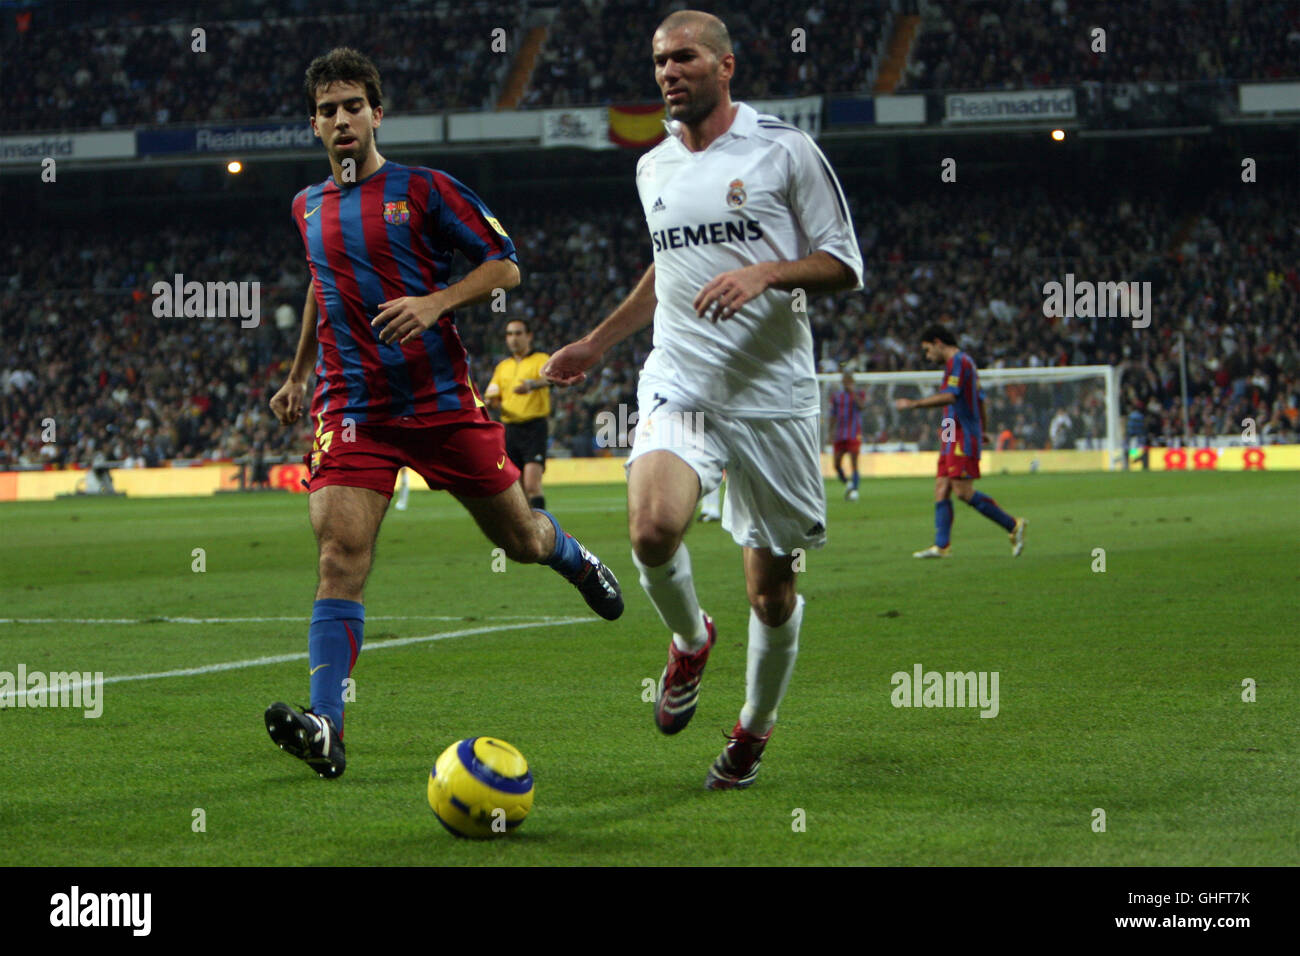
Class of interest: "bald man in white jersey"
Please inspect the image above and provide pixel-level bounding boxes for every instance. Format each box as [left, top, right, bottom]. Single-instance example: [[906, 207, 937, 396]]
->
[[544, 10, 862, 789]]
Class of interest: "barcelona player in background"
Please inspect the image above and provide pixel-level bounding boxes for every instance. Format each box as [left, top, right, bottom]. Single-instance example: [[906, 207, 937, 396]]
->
[[263, 48, 623, 779], [895, 325, 1026, 558], [828, 370, 866, 501]]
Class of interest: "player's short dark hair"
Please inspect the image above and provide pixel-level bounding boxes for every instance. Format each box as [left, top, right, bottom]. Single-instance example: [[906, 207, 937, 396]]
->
[[657, 10, 733, 59], [304, 47, 383, 115], [505, 318, 530, 333], [920, 324, 957, 346]]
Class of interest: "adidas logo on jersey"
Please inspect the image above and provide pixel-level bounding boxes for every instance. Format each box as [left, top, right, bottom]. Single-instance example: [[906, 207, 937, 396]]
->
[[651, 197, 665, 213]]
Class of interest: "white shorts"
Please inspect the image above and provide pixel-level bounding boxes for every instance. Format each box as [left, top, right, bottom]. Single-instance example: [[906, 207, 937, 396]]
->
[[624, 386, 826, 555]]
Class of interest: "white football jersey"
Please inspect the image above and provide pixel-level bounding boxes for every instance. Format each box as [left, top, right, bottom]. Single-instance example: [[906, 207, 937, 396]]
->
[[636, 101, 863, 418]]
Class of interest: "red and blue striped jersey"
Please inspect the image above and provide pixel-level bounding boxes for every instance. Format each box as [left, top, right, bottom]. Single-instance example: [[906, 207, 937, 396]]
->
[[940, 351, 983, 458], [291, 161, 517, 428], [830, 389, 863, 442]]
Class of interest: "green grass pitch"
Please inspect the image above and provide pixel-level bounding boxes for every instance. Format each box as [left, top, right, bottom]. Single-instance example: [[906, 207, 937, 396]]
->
[[1, 471, 1296, 866]]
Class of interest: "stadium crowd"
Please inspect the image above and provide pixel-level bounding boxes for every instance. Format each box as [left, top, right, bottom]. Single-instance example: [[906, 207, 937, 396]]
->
[[3, 179, 1296, 470], [904, 0, 1300, 92], [8, 0, 1298, 135], [4, 0, 516, 131], [523, 0, 887, 106], [5, 0, 885, 133]]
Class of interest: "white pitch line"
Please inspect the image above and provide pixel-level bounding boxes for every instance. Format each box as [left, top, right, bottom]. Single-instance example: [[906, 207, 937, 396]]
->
[[2, 617, 595, 702], [0, 614, 581, 625]]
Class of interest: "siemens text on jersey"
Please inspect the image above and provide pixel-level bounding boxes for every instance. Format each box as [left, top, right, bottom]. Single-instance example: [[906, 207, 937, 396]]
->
[[650, 219, 763, 253]]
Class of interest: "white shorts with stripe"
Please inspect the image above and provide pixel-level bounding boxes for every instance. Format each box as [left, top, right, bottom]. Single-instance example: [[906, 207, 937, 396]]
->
[[624, 385, 827, 556]]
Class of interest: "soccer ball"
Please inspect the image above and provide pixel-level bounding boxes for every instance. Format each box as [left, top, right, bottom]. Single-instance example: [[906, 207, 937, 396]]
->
[[427, 737, 534, 838]]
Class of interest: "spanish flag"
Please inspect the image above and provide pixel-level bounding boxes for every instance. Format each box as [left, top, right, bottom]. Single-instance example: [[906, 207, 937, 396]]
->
[[608, 103, 667, 149]]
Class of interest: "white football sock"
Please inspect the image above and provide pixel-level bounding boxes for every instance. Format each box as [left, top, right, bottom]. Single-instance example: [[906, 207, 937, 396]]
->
[[740, 594, 805, 736], [394, 469, 410, 509], [632, 543, 708, 652]]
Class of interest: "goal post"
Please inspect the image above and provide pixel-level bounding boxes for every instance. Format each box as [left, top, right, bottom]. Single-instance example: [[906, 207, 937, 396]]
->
[[817, 365, 1121, 469]]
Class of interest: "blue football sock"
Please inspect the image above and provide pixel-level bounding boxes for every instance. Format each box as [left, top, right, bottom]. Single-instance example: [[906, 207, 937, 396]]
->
[[537, 509, 585, 579], [851, 472, 860, 491], [935, 500, 954, 548], [969, 491, 1016, 531], [834, 464, 846, 483], [308, 598, 364, 736]]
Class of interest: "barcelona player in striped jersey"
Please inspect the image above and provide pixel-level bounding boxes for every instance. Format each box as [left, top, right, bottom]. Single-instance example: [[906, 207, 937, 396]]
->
[[894, 325, 1026, 559], [829, 371, 867, 501], [264, 48, 622, 780]]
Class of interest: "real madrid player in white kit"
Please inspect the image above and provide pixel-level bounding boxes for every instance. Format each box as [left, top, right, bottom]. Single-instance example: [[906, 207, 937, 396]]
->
[[545, 10, 862, 789]]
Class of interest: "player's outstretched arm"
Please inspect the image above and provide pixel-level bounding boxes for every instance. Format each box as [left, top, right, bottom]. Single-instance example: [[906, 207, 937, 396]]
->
[[543, 263, 657, 387], [372, 258, 521, 345], [270, 280, 318, 425], [896, 391, 955, 411]]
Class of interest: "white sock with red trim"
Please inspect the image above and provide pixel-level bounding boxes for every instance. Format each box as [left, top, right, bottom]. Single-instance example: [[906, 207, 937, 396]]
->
[[739, 594, 804, 736], [632, 543, 708, 652]]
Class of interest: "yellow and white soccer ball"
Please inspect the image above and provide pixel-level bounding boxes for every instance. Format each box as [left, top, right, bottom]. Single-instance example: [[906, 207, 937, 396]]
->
[[427, 737, 534, 839]]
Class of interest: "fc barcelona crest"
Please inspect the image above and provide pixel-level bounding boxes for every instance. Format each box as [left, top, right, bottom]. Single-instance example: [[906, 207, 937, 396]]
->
[[383, 199, 410, 225], [726, 179, 746, 208]]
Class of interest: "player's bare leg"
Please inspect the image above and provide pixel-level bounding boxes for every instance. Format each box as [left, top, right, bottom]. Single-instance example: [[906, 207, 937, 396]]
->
[[455, 481, 553, 563], [707, 546, 801, 789], [455, 481, 624, 619], [521, 461, 545, 510], [628, 450, 708, 645], [743, 546, 798, 628], [833, 450, 848, 486], [630, 450, 715, 733], [267, 484, 387, 778], [310, 484, 390, 599], [628, 449, 699, 563]]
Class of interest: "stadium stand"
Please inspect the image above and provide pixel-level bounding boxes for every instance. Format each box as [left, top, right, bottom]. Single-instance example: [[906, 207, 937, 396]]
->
[[4, 179, 1296, 469], [3, 0, 1298, 473], [902, 0, 1300, 92], [8, 0, 1298, 132], [522, 0, 889, 106], [3, 0, 520, 131]]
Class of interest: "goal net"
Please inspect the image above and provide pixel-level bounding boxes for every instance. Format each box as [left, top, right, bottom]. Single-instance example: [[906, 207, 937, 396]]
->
[[817, 365, 1120, 466]]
